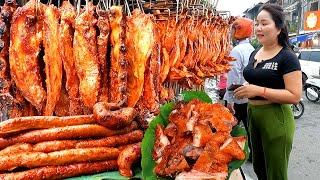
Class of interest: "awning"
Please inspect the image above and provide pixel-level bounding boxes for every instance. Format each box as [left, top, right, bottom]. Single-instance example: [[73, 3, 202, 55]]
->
[[289, 33, 315, 43]]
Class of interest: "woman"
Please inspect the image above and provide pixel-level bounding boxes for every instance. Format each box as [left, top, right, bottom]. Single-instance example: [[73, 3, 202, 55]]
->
[[234, 4, 302, 180]]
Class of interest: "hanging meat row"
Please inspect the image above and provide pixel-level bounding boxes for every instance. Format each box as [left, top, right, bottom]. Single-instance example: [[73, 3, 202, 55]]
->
[[0, 0, 234, 121]]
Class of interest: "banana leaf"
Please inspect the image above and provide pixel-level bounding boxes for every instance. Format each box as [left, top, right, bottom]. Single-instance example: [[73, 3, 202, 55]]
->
[[65, 167, 142, 180], [141, 91, 249, 180]]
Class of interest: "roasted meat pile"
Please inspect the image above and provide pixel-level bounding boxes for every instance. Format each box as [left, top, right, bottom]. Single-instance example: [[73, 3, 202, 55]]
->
[[0, 0, 234, 122], [153, 99, 246, 179], [0, 102, 142, 179]]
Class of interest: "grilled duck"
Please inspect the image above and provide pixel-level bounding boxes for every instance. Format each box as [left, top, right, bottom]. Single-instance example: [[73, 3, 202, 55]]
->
[[74, 3, 100, 109], [9, 0, 46, 112]]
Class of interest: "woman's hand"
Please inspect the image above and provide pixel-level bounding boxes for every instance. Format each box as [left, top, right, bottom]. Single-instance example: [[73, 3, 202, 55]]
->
[[234, 84, 263, 99]]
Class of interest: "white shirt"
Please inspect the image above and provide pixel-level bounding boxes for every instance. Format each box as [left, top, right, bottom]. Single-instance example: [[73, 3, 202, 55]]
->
[[223, 39, 255, 104]]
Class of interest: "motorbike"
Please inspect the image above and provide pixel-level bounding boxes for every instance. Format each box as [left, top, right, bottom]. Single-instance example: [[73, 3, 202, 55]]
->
[[291, 99, 304, 119], [304, 76, 320, 103]]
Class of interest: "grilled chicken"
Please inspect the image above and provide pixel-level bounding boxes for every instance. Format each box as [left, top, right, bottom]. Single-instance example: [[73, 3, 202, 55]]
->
[[97, 10, 110, 103], [43, 4, 62, 116], [74, 3, 100, 109], [9, 0, 46, 111], [108, 6, 127, 105], [59, 0, 83, 115]]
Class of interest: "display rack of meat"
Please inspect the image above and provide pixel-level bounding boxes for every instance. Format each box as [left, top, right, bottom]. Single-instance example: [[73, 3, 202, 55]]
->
[[0, 0, 235, 178]]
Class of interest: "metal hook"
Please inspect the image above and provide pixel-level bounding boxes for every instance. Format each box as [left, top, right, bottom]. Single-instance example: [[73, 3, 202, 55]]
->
[[102, 0, 107, 10], [136, 0, 141, 11], [124, 0, 131, 16], [175, 0, 179, 24], [77, 0, 81, 16]]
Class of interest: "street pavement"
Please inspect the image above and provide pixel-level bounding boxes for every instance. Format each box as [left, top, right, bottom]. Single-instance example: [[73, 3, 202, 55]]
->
[[242, 93, 320, 180]]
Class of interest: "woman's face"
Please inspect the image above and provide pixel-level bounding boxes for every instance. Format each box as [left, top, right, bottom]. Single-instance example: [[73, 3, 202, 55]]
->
[[255, 10, 281, 46]]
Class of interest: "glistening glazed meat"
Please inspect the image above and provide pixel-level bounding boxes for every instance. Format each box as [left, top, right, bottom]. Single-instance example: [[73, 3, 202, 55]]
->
[[0, 122, 138, 149], [117, 142, 141, 177], [0, 160, 118, 180], [0, 0, 26, 120], [126, 9, 155, 108], [139, 41, 160, 113], [0, 0, 17, 94], [0, 115, 96, 135], [9, 0, 46, 111], [108, 6, 127, 105], [97, 10, 110, 102], [59, 0, 82, 115], [93, 103, 137, 129], [43, 4, 62, 116], [0, 130, 143, 154], [0, 147, 120, 171], [74, 3, 100, 109]]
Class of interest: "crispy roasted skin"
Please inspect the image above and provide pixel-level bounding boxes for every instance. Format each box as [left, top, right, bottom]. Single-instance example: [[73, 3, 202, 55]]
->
[[0, 115, 96, 135], [153, 124, 170, 161], [97, 10, 110, 102], [9, 0, 46, 111], [74, 4, 100, 109], [108, 6, 127, 105], [153, 100, 245, 177], [54, 81, 70, 116], [0, 160, 118, 180], [126, 9, 155, 107], [0, 1, 17, 94], [6, 84, 36, 119], [0, 143, 32, 156], [43, 4, 62, 116], [59, 1, 82, 115], [0, 122, 138, 149], [118, 142, 141, 177], [0, 147, 120, 171], [141, 42, 160, 113], [93, 103, 137, 129]]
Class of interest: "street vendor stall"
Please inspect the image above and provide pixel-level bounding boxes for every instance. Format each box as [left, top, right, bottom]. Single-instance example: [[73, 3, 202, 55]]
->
[[0, 0, 249, 179]]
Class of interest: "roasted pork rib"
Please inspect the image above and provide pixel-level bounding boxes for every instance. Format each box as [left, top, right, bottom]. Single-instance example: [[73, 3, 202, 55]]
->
[[59, 0, 83, 115], [108, 6, 127, 105], [97, 10, 110, 103], [74, 3, 100, 110], [43, 4, 62, 116], [9, 0, 46, 111], [126, 9, 155, 108]]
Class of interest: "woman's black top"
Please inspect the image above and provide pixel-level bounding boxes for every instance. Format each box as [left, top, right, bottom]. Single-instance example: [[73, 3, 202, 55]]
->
[[243, 47, 301, 100]]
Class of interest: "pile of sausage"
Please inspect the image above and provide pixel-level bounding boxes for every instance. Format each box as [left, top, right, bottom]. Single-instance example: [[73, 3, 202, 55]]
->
[[0, 103, 142, 179]]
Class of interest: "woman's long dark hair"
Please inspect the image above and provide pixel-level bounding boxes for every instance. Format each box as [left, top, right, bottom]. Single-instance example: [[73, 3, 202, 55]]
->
[[258, 4, 290, 48]]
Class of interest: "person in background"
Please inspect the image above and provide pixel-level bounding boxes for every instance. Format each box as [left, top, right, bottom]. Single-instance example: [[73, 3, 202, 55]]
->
[[223, 17, 254, 161], [234, 4, 302, 180], [217, 73, 227, 106]]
